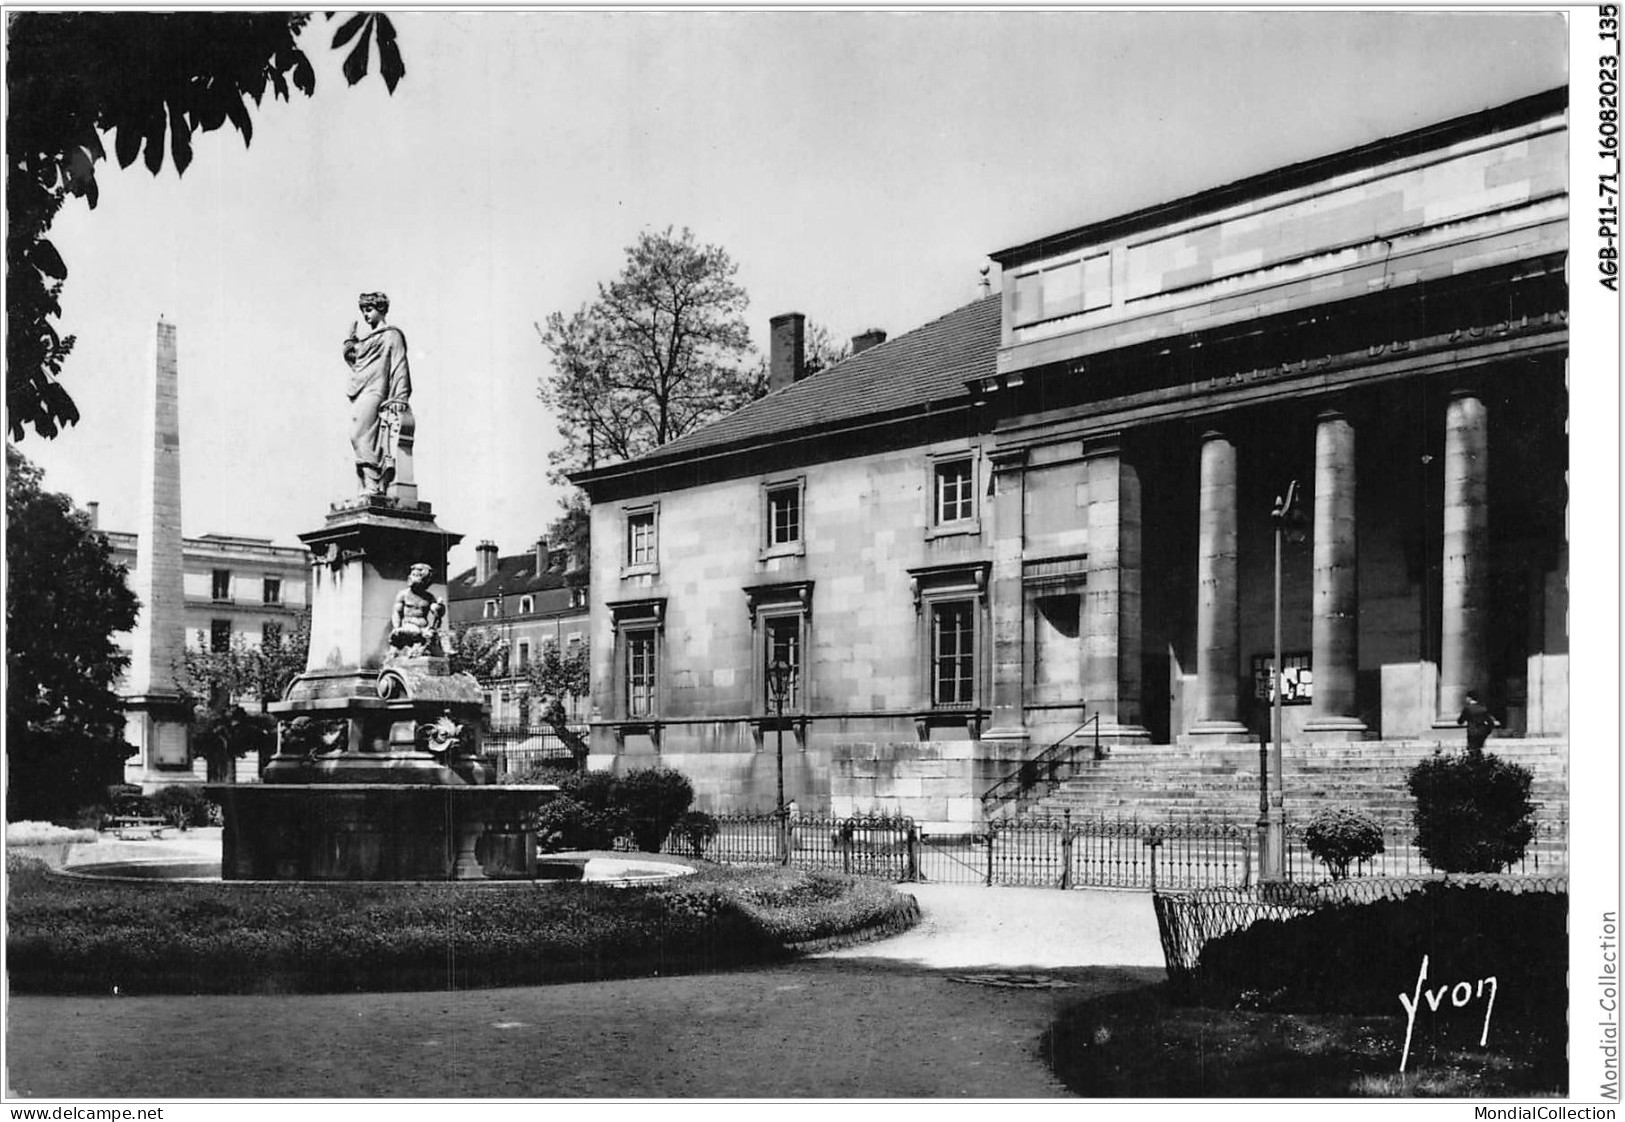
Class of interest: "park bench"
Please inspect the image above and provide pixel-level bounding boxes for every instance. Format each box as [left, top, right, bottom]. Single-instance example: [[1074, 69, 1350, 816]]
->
[[105, 815, 171, 840]]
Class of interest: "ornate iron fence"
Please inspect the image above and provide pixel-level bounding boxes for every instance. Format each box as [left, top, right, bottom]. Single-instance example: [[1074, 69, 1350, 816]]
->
[[653, 808, 1567, 893], [1284, 815, 1568, 881], [662, 812, 918, 880], [483, 723, 585, 778]]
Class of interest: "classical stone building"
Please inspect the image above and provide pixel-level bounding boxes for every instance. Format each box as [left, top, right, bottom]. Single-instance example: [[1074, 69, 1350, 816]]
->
[[104, 525, 311, 789], [447, 539, 590, 725], [573, 89, 1568, 827], [103, 529, 311, 658]]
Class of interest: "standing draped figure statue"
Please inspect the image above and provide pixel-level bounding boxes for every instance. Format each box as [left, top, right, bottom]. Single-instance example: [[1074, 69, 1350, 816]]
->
[[343, 291, 413, 497]]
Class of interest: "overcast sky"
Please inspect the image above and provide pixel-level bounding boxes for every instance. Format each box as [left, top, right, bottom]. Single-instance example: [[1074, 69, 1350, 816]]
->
[[19, 9, 1570, 576]]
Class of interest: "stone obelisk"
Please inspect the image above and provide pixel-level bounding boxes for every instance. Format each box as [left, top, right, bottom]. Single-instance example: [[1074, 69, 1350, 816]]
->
[[123, 319, 194, 789]]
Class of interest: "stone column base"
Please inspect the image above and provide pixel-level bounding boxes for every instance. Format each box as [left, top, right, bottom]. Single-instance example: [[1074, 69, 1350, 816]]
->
[[1184, 720, 1252, 744], [1093, 723, 1153, 746], [1303, 717, 1368, 743]]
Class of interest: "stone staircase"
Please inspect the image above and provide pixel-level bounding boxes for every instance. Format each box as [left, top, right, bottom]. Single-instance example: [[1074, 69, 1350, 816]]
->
[[1014, 737, 1570, 869]]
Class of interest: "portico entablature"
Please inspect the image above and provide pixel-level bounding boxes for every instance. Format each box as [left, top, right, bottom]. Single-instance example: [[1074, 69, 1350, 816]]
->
[[992, 91, 1566, 382]]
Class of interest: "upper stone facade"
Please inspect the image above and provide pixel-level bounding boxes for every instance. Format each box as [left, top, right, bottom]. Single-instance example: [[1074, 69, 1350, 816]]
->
[[991, 88, 1566, 379]]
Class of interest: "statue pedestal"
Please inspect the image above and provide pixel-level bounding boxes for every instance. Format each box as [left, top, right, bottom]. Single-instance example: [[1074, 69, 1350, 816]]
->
[[295, 497, 460, 683], [262, 498, 489, 795]]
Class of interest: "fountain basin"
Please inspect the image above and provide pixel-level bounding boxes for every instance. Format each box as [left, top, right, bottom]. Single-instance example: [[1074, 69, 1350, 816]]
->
[[208, 783, 560, 881]]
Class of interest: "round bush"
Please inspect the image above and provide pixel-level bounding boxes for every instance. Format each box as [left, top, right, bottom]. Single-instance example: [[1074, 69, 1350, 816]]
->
[[615, 768, 695, 851], [148, 784, 216, 829], [1406, 752, 1536, 873], [1302, 806, 1384, 880], [672, 810, 720, 858], [533, 795, 627, 852]]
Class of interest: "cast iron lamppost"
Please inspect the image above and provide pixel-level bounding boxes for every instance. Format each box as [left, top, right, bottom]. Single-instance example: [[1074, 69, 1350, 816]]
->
[[1263, 480, 1303, 882], [766, 658, 793, 866]]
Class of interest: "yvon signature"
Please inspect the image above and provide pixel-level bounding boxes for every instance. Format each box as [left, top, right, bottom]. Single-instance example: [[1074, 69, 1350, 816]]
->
[[1398, 954, 1498, 1073]]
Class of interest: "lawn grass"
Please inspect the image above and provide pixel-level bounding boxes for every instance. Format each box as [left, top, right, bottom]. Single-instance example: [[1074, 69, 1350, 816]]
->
[[6, 854, 919, 995], [1044, 981, 1567, 1097]]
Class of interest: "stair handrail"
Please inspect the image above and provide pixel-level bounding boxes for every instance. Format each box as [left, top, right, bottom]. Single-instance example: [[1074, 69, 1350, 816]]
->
[[981, 712, 1101, 817]]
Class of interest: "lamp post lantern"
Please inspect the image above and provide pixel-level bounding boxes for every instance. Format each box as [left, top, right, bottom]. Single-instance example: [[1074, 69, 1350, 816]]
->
[[766, 658, 793, 866], [1262, 480, 1301, 882]]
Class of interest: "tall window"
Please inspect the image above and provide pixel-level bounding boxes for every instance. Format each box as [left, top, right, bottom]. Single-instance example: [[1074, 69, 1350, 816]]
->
[[626, 628, 657, 717], [764, 615, 801, 709], [210, 619, 232, 653], [767, 485, 801, 547], [627, 511, 657, 566], [211, 569, 232, 601], [483, 599, 498, 619], [262, 577, 281, 605], [934, 459, 975, 525], [518, 594, 534, 614], [931, 601, 976, 708], [516, 640, 531, 671]]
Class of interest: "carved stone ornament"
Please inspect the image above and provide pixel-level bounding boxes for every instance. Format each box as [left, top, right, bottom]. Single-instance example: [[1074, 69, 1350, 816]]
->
[[417, 714, 465, 758]]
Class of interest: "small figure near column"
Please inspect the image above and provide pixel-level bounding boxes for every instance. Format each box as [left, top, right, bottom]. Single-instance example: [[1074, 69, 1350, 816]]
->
[[343, 291, 412, 497], [1457, 689, 1499, 754]]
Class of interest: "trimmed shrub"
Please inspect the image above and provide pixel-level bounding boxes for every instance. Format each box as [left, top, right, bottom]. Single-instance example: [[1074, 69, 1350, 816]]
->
[[561, 769, 622, 813], [5, 856, 919, 994], [540, 768, 698, 853], [672, 810, 720, 858], [1189, 883, 1566, 1025], [1407, 752, 1537, 873], [1302, 806, 1385, 880], [148, 785, 216, 829], [533, 795, 628, 853], [615, 767, 695, 852]]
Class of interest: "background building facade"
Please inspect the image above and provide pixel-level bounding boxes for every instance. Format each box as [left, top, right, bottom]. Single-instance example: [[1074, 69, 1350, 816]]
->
[[104, 523, 311, 788], [447, 538, 590, 728], [576, 90, 1568, 828]]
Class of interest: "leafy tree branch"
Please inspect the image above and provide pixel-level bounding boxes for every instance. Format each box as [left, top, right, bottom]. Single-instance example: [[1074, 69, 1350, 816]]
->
[[6, 12, 405, 441]]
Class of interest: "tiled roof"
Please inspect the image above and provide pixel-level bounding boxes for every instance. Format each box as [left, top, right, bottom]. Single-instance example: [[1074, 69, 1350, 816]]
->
[[581, 293, 1002, 475], [449, 553, 570, 602]]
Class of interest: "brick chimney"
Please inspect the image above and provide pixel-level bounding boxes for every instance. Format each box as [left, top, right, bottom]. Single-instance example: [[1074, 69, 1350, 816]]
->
[[769, 312, 805, 393], [86, 501, 99, 530], [851, 329, 887, 355], [534, 536, 548, 576], [476, 540, 498, 584]]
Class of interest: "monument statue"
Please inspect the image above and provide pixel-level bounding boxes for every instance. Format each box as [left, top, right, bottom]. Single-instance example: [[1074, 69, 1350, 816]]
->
[[343, 291, 412, 497], [388, 562, 448, 658]]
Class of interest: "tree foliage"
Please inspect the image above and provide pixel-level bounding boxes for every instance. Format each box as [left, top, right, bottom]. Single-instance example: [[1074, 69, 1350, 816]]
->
[[5, 445, 139, 820], [174, 612, 309, 781], [176, 610, 310, 712], [6, 11, 405, 441], [536, 226, 762, 484], [448, 622, 509, 683], [546, 491, 591, 585]]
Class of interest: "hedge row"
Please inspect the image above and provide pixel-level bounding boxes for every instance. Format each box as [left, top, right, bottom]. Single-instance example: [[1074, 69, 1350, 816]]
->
[[6, 856, 919, 995], [1190, 883, 1567, 1027]]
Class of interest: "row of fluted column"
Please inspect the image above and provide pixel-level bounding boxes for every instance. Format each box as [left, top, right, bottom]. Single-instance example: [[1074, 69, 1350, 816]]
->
[[1190, 390, 1490, 740]]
